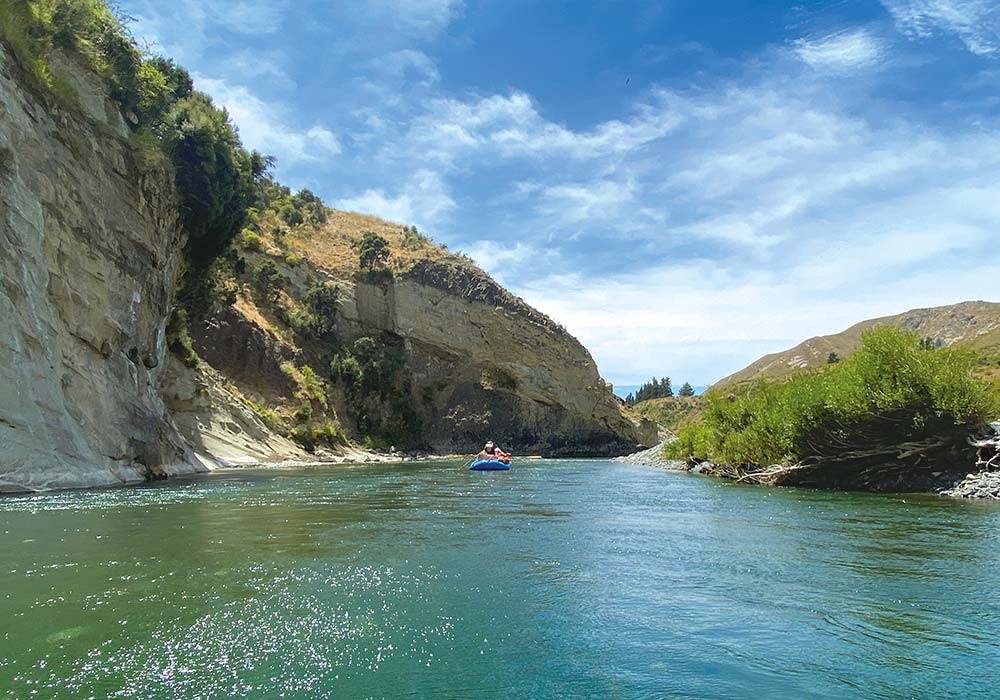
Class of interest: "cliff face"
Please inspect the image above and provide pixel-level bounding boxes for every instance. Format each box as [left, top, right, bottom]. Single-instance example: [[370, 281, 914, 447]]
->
[[0, 45, 200, 491], [340, 260, 656, 455], [178, 251, 657, 459]]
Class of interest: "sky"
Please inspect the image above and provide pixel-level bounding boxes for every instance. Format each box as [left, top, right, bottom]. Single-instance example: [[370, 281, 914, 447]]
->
[[121, 0, 1000, 387]]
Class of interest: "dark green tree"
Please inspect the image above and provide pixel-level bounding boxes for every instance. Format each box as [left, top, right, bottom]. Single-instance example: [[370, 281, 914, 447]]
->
[[827, 352, 840, 364], [161, 92, 257, 261], [305, 283, 339, 337], [253, 260, 282, 302], [354, 231, 391, 274], [678, 382, 695, 397]]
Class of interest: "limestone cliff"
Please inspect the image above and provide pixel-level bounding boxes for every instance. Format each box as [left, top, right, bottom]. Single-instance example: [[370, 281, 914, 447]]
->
[[343, 260, 656, 455], [0, 44, 202, 491], [178, 242, 657, 458]]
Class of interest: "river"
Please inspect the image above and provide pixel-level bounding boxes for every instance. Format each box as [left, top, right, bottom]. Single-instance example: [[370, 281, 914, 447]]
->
[[2, 459, 998, 699]]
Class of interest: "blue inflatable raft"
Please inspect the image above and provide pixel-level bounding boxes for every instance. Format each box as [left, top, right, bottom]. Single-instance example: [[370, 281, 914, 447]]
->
[[469, 459, 511, 471]]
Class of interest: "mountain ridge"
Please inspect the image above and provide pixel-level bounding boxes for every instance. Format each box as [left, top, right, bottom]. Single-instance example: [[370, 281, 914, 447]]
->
[[713, 300, 1000, 388]]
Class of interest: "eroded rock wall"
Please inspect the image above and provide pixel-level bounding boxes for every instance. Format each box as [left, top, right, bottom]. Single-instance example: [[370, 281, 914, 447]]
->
[[339, 261, 656, 455], [0, 46, 200, 491]]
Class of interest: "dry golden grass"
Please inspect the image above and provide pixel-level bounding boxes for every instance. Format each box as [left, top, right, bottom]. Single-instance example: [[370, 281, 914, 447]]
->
[[233, 292, 295, 347], [285, 208, 465, 278]]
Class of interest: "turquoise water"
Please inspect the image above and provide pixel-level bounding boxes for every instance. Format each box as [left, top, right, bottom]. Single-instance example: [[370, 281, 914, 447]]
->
[[2, 459, 999, 699]]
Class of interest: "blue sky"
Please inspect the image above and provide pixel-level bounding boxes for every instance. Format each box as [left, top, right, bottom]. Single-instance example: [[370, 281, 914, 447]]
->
[[123, 0, 1000, 387]]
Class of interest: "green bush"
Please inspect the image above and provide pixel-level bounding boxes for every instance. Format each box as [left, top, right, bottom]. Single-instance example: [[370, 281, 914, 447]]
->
[[253, 260, 283, 302], [353, 231, 390, 274], [290, 421, 348, 451], [165, 309, 199, 368], [280, 361, 327, 407], [481, 366, 518, 391], [304, 283, 338, 338], [331, 336, 406, 397], [160, 92, 257, 261], [666, 327, 998, 469], [401, 225, 428, 250], [236, 228, 263, 252], [245, 399, 284, 432]]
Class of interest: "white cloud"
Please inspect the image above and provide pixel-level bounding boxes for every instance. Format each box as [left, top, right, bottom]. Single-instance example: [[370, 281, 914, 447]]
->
[[336, 170, 456, 229], [378, 49, 440, 84], [538, 180, 636, 226], [793, 29, 887, 70], [882, 0, 1000, 55], [518, 244, 1000, 386], [486, 73, 1000, 383], [128, 0, 289, 63], [195, 76, 341, 165], [218, 49, 296, 90], [217, 0, 289, 34], [406, 90, 683, 166], [464, 241, 556, 286], [348, 0, 464, 37]]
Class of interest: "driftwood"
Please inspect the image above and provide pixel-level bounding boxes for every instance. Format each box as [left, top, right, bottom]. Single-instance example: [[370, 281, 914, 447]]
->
[[971, 423, 1000, 470]]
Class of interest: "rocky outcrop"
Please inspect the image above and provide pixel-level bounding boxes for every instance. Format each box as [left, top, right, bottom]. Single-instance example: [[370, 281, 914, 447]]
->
[[0, 45, 200, 491], [337, 260, 657, 455], [940, 423, 1000, 499], [158, 357, 307, 467], [940, 471, 1000, 499], [613, 442, 686, 469]]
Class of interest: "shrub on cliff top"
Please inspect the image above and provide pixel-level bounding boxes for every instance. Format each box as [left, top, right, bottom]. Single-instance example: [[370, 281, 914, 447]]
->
[[667, 327, 998, 469], [354, 232, 391, 275], [160, 92, 257, 260]]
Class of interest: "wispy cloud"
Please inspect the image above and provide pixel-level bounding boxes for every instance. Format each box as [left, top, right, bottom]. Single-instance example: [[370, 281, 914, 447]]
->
[[405, 90, 683, 166], [378, 49, 440, 85], [462, 64, 1000, 382], [217, 49, 296, 90], [195, 76, 341, 165], [216, 0, 290, 34], [792, 29, 887, 70], [344, 0, 464, 38], [336, 170, 456, 229], [128, 0, 290, 61], [537, 180, 636, 227], [882, 0, 1000, 55]]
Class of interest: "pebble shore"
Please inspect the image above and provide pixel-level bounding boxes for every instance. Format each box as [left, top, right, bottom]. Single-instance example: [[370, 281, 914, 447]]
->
[[613, 442, 688, 470], [940, 471, 1000, 500]]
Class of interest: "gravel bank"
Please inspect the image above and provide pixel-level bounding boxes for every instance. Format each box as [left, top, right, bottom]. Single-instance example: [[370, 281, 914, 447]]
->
[[940, 471, 1000, 500], [613, 442, 687, 470]]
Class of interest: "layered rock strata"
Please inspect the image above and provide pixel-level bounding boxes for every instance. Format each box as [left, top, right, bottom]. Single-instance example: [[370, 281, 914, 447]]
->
[[0, 46, 199, 491]]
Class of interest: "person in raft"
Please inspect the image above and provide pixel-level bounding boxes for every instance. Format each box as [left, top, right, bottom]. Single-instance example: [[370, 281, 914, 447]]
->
[[477, 440, 511, 464]]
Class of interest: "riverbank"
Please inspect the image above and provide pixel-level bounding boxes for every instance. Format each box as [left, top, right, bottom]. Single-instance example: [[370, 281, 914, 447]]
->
[[617, 440, 1000, 501], [613, 442, 686, 470]]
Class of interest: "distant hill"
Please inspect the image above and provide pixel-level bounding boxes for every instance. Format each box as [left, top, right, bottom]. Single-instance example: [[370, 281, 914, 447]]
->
[[713, 301, 1000, 389]]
